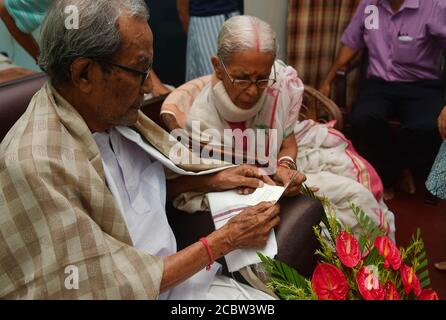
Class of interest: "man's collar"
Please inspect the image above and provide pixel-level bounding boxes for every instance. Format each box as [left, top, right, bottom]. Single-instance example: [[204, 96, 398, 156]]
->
[[379, 0, 420, 14]]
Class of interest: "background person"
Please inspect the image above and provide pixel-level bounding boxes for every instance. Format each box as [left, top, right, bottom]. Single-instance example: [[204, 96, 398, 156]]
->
[[177, 0, 240, 81], [320, 0, 446, 200]]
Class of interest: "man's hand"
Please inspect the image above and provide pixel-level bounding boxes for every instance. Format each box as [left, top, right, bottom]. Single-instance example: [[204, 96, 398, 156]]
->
[[210, 165, 275, 195], [224, 202, 280, 249], [319, 81, 331, 97], [438, 106, 446, 140], [273, 166, 306, 196], [176, 0, 190, 33]]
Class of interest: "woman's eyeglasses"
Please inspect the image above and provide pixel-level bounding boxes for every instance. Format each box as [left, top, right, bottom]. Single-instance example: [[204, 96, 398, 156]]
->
[[219, 59, 276, 90]]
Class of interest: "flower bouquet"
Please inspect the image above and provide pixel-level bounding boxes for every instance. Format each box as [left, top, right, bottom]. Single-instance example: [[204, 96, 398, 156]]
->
[[258, 186, 440, 300]]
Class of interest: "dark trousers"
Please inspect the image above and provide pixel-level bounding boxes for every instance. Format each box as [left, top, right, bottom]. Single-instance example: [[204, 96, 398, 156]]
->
[[351, 78, 445, 188]]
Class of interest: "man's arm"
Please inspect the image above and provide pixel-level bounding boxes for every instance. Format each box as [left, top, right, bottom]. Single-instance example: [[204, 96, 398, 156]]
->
[[0, 0, 39, 61], [438, 106, 446, 140], [160, 201, 280, 292], [176, 0, 190, 33], [427, 1, 446, 50], [319, 0, 366, 96], [319, 45, 359, 97]]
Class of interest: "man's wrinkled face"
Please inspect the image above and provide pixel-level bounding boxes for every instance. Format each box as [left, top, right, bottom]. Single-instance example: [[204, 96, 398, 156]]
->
[[93, 14, 153, 128], [216, 49, 275, 110]]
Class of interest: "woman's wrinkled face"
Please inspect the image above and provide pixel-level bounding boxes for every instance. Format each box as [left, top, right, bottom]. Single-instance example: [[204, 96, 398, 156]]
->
[[213, 49, 275, 110]]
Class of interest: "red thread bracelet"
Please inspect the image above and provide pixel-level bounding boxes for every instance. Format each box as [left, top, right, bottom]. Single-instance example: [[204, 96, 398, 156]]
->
[[200, 237, 214, 271]]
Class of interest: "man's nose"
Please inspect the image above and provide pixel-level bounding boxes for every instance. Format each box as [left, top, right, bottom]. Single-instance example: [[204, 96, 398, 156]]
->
[[141, 73, 153, 95]]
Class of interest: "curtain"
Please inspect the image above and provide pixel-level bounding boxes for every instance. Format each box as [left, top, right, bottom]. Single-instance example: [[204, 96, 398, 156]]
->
[[287, 0, 361, 107]]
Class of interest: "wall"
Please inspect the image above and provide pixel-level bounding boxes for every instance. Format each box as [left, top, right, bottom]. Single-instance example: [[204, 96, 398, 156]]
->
[[244, 0, 288, 62]]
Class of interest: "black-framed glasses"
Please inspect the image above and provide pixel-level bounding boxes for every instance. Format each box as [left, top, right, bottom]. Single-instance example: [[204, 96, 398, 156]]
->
[[102, 61, 152, 86], [219, 59, 276, 90]]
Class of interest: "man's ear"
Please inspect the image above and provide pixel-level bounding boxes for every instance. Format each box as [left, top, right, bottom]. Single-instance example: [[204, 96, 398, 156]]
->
[[211, 56, 223, 80], [70, 58, 97, 93]]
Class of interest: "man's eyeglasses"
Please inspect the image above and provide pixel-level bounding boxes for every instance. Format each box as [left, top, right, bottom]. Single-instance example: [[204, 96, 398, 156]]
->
[[102, 61, 152, 86], [219, 59, 276, 90]]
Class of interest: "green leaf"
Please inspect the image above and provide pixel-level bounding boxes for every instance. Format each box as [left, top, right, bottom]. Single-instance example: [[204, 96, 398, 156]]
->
[[416, 259, 428, 272], [257, 252, 310, 293], [365, 247, 381, 265], [418, 270, 429, 281], [420, 278, 431, 289]]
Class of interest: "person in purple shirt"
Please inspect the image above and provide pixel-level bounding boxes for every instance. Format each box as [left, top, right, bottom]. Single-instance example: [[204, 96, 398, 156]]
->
[[320, 0, 446, 200]]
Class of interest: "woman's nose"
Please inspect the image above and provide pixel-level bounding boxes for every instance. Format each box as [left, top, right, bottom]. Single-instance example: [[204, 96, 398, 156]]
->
[[245, 82, 259, 97]]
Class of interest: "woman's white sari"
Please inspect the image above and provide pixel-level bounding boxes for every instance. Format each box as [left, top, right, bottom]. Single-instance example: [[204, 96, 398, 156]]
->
[[185, 60, 395, 240]]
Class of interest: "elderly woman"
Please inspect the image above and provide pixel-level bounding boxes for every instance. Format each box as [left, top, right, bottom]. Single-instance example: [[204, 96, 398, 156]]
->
[[185, 15, 395, 239]]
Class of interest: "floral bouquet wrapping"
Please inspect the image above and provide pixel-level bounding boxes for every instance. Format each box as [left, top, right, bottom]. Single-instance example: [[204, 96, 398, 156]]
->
[[258, 187, 440, 300]]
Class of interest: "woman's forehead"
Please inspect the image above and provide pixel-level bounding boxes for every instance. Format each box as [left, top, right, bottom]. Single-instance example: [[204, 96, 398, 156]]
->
[[226, 50, 275, 74]]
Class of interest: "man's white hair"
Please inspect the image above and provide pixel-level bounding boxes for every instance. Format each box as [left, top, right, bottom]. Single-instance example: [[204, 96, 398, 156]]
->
[[39, 0, 149, 85], [217, 15, 278, 63]]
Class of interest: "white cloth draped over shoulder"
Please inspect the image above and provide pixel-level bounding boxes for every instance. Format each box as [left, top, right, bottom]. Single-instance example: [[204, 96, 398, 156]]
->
[[93, 127, 273, 300], [185, 60, 396, 241]]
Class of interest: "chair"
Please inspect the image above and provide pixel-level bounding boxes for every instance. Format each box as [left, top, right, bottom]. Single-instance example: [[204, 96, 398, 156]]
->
[[0, 72, 48, 140], [0, 53, 35, 85]]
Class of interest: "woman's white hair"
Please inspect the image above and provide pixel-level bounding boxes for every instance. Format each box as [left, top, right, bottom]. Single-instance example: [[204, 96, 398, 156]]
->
[[217, 15, 278, 63]]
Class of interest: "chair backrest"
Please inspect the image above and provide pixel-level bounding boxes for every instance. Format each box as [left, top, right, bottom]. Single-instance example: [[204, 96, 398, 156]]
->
[[0, 73, 48, 142], [0, 73, 171, 143], [160, 76, 343, 132]]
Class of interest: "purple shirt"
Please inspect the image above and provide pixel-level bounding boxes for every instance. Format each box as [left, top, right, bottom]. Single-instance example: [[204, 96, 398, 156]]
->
[[341, 0, 446, 82]]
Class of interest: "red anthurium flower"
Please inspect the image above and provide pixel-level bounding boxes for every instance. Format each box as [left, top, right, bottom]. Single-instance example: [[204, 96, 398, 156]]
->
[[336, 231, 361, 268], [311, 263, 349, 300], [374, 236, 402, 270], [400, 264, 422, 297], [356, 265, 384, 300], [418, 289, 439, 300], [384, 281, 401, 300]]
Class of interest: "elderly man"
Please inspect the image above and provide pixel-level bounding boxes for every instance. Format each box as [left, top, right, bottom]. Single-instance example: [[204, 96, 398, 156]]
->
[[320, 0, 446, 200], [0, 0, 294, 299]]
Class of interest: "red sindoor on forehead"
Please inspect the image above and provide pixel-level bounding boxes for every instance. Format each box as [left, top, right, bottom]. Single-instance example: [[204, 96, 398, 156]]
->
[[251, 20, 260, 53]]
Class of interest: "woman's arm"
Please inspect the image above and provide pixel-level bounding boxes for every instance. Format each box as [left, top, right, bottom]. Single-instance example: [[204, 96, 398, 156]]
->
[[160, 201, 280, 292], [166, 165, 272, 200], [278, 134, 297, 161], [272, 135, 307, 196]]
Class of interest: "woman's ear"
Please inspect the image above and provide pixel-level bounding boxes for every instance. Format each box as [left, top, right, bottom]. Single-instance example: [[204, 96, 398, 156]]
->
[[70, 57, 96, 94], [211, 56, 223, 80]]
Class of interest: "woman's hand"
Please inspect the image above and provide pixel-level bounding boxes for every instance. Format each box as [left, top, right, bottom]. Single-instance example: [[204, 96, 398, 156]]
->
[[210, 165, 276, 195], [273, 166, 306, 196]]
